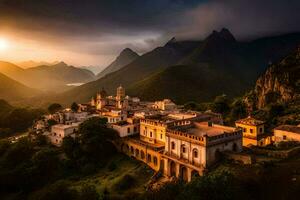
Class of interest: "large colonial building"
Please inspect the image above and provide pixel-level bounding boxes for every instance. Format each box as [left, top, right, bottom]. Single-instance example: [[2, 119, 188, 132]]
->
[[121, 111, 241, 182], [162, 121, 242, 181]]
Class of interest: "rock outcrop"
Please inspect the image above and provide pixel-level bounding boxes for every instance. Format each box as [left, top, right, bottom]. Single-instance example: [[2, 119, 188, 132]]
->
[[248, 46, 300, 109]]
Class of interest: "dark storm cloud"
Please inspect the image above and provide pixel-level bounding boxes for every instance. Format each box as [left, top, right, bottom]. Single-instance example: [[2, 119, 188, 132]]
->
[[0, 0, 299, 66]]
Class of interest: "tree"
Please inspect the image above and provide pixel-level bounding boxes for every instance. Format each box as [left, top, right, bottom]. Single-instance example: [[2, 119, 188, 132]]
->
[[211, 95, 230, 114], [78, 117, 118, 164], [48, 103, 62, 114], [71, 102, 79, 112]]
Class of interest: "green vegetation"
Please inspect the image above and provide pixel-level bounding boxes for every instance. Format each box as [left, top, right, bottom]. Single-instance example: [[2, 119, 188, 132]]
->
[[47, 103, 63, 114], [0, 116, 134, 200], [71, 102, 79, 112], [0, 100, 45, 138]]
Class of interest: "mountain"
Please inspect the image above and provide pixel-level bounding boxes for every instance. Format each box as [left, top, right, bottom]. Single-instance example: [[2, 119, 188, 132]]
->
[[0, 61, 96, 92], [80, 66, 101, 74], [17, 60, 59, 68], [245, 46, 300, 110], [55, 38, 200, 104], [55, 29, 300, 105], [0, 72, 40, 101], [96, 48, 139, 78]]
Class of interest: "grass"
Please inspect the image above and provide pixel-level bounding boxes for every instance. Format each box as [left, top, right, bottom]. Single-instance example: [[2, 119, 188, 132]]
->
[[70, 153, 154, 198]]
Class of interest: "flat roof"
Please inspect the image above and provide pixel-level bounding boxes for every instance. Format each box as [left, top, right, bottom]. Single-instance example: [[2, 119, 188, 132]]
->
[[170, 122, 236, 137], [52, 124, 78, 129], [275, 125, 300, 134]]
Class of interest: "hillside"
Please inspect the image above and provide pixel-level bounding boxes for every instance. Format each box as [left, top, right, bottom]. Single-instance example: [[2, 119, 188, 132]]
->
[[56, 39, 200, 104], [245, 46, 300, 110], [0, 72, 40, 101], [56, 29, 300, 105], [128, 64, 246, 103], [0, 61, 96, 92], [97, 48, 139, 79]]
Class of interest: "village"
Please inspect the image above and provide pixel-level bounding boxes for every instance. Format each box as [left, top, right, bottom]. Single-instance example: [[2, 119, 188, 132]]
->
[[33, 86, 300, 183]]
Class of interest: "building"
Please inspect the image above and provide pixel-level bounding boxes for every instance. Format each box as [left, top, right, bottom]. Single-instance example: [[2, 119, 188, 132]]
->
[[101, 109, 127, 124], [235, 116, 272, 147], [153, 99, 177, 111], [47, 123, 79, 146], [274, 125, 300, 143], [112, 118, 140, 137], [120, 112, 230, 181], [162, 121, 242, 182]]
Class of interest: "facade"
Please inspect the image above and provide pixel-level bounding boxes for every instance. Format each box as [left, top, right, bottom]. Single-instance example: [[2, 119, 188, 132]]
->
[[120, 112, 240, 182], [274, 125, 300, 143], [47, 123, 79, 146], [112, 118, 140, 137], [102, 109, 127, 124], [162, 122, 242, 181], [235, 116, 272, 147]]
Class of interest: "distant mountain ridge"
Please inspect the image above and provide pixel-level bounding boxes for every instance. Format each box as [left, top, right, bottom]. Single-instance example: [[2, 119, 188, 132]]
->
[[17, 60, 59, 68], [0, 72, 40, 101], [0, 61, 96, 92], [97, 48, 139, 78], [56, 28, 300, 105]]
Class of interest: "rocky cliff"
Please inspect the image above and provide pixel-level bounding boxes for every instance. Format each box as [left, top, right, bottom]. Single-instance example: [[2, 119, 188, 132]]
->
[[246, 46, 300, 109]]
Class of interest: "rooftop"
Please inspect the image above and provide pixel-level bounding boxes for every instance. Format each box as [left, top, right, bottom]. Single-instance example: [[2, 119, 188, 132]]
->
[[235, 116, 265, 126], [169, 122, 237, 137], [275, 125, 300, 134]]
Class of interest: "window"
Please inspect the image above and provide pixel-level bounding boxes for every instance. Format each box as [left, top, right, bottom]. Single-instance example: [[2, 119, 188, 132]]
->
[[153, 157, 158, 166], [182, 146, 186, 153], [147, 154, 152, 162], [283, 135, 287, 140], [250, 129, 253, 133], [259, 127, 263, 133], [127, 127, 130, 133], [243, 128, 246, 132], [150, 131, 152, 137], [160, 134, 163, 139], [171, 142, 175, 150], [193, 150, 198, 158], [134, 127, 137, 132]]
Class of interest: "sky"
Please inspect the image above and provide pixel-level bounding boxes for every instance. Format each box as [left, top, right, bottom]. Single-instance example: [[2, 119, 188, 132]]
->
[[0, 0, 299, 69]]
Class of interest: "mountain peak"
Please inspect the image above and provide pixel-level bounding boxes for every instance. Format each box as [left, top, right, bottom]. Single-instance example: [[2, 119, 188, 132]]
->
[[207, 28, 236, 43], [119, 48, 138, 57], [165, 37, 177, 46]]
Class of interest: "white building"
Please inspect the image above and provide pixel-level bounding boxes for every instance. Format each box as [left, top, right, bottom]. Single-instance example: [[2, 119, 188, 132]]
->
[[102, 109, 127, 124], [47, 123, 80, 146], [112, 118, 140, 137]]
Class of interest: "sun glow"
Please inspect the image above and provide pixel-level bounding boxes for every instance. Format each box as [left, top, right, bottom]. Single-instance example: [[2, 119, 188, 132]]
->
[[0, 38, 8, 51]]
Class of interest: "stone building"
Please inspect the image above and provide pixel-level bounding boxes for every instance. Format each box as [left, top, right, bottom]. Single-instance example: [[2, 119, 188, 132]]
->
[[235, 116, 272, 147], [162, 122, 242, 182]]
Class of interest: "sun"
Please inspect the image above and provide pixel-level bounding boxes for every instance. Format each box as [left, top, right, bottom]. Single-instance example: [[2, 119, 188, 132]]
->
[[0, 38, 8, 51]]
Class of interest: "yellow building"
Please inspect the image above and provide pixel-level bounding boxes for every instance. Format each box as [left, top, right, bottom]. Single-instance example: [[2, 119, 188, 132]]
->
[[235, 116, 272, 147]]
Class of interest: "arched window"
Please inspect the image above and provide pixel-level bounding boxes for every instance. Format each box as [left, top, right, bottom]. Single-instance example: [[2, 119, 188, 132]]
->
[[147, 154, 152, 162], [181, 145, 186, 153], [171, 142, 176, 150], [193, 149, 198, 158]]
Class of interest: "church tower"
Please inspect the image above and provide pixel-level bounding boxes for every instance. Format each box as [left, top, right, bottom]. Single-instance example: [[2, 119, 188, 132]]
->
[[116, 85, 126, 109], [116, 85, 125, 100], [96, 87, 108, 110]]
